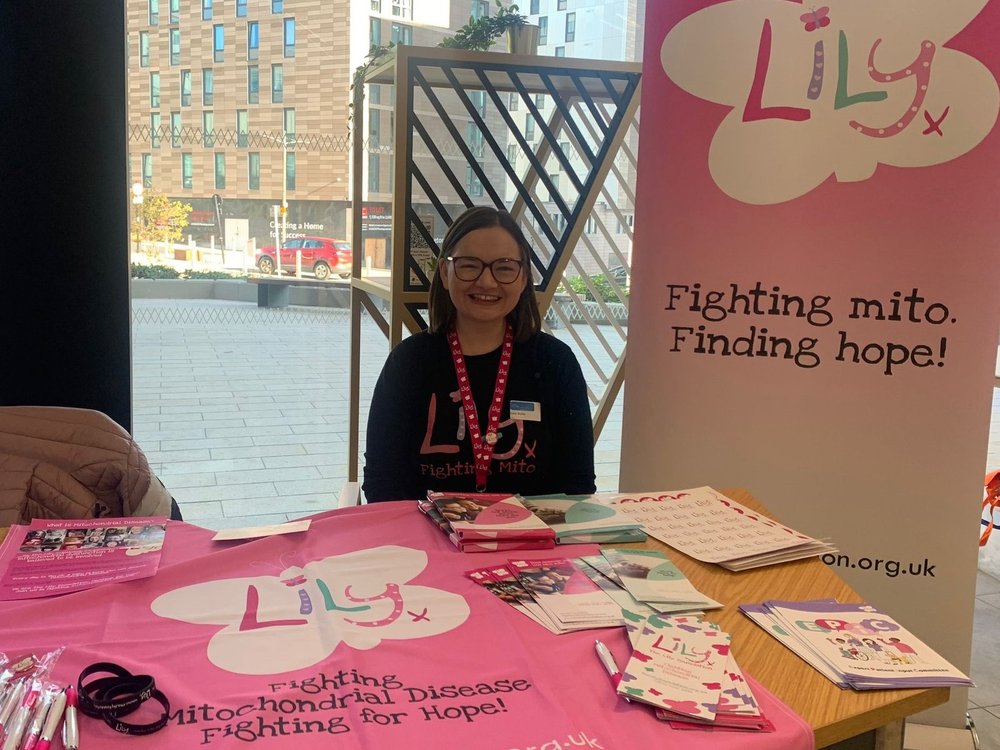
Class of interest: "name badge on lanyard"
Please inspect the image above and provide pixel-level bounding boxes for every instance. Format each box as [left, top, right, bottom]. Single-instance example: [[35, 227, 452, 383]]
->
[[509, 400, 540, 422]]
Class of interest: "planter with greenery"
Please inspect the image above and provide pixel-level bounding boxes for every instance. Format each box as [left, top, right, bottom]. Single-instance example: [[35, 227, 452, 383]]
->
[[439, 2, 529, 52]]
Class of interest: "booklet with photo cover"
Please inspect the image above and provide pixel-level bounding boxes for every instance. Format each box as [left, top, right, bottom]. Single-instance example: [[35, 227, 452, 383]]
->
[[599, 548, 719, 608], [506, 557, 622, 628], [426, 492, 555, 542], [521, 494, 644, 540]]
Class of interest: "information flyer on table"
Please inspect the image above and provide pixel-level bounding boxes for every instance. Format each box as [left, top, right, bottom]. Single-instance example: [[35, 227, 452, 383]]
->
[[0, 516, 167, 600]]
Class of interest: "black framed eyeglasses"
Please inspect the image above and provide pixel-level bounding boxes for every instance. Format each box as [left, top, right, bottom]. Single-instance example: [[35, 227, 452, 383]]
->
[[446, 256, 523, 284]]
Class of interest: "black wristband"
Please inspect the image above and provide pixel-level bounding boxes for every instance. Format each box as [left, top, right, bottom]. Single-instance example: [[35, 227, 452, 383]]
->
[[102, 687, 170, 736], [77, 662, 169, 736]]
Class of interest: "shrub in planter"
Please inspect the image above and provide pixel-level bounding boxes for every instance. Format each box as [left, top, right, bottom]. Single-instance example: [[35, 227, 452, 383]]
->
[[131, 263, 181, 279]]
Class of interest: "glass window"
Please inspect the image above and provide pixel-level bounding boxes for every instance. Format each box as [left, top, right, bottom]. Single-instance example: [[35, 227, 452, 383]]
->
[[283, 18, 295, 57], [565, 12, 575, 42], [180, 69, 191, 106], [182, 153, 193, 189], [203, 111, 214, 146], [249, 152, 260, 190], [271, 64, 283, 103], [149, 0, 159, 26], [149, 72, 160, 108], [466, 122, 484, 157], [215, 153, 226, 189], [370, 17, 381, 47], [557, 0, 567, 9], [539, 16, 548, 45], [368, 153, 379, 191], [530, 0, 539, 13], [247, 65, 259, 103], [391, 0, 411, 17], [236, 0, 247, 17], [248, 21, 259, 60], [283, 107, 295, 137], [202, 0, 213, 21], [390, 23, 412, 45], [508, 92, 519, 111], [213, 24, 224, 62], [169, 0, 179, 24], [286, 152, 296, 190], [237, 109, 248, 147], [169, 28, 180, 65], [202, 68, 214, 105], [467, 164, 483, 197], [534, 93, 545, 108], [170, 111, 181, 147], [370, 83, 381, 104], [471, 1, 488, 20], [139, 31, 150, 67], [470, 90, 485, 116], [555, 46, 565, 57], [272, 0, 284, 12], [525, 113, 535, 140], [369, 113, 380, 148], [141, 153, 153, 188], [507, 144, 519, 165], [150, 113, 161, 148], [371, 0, 381, 11]]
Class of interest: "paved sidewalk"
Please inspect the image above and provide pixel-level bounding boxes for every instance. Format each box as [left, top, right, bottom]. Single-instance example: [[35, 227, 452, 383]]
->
[[132, 298, 625, 530]]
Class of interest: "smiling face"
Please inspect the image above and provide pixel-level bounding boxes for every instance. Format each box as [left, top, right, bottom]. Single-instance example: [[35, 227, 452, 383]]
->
[[439, 225, 527, 336]]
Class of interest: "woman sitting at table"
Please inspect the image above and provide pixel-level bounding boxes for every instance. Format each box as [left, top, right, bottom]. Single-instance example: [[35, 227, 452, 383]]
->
[[363, 206, 596, 503]]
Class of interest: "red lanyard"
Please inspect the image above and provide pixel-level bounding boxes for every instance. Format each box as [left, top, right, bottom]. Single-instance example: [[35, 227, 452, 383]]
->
[[447, 324, 514, 492]]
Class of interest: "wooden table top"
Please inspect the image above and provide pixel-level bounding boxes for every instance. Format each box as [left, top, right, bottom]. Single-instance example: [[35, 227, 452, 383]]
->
[[0, 491, 947, 747], [622, 488, 948, 747]]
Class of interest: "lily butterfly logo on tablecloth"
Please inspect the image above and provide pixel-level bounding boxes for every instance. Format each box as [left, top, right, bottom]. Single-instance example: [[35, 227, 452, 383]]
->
[[151, 546, 470, 675]]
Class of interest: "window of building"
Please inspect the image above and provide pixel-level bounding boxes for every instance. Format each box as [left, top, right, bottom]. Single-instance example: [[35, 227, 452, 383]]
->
[[213, 24, 224, 62], [215, 152, 226, 189], [538, 17, 548, 45], [248, 21, 259, 60], [534, 93, 545, 108], [471, 1, 488, 20], [283, 18, 295, 57], [202, 0, 213, 21], [530, 0, 539, 13], [507, 144, 519, 165], [236, 0, 247, 17], [249, 152, 260, 190], [169, 28, 180, 65], [391, 0, 411, 18], [585, 216, 596, 234], [150, 113, 161, 148], [283, 107, 295, 137], [390, 23, 412, 45], [368, 153, 379, 191], [139, 31, 150, 67], [508, 92, 519, 111], [286, 152, 296, 190], [616, 214, 634, 233], [247, 65, 259, 103], [466, 122, 484, 158], [555, 46, 566, 57], [565, 12, 575, 42], [203, 111, 214, 146], [237, 109, 248, 147], [180, 69, 191, 106], [169, 0, 179, 24], [149, 72, 160, 108], [202, 68, 214, 105], [141, 153, 153, 187], [271, 64, 283, 103], [548, 173, 560, 194], [149, 0, 159, 26], [272, 0, 284, 12], [525, 114, 535, 140], [182, 153, 193, 189], [371, 0, 381, 11], [170, 111, 181, 147], [470, 90, 486, 116], [370, 17, 381, 47], [369, 113, 380, 148], [467, 164, 483, 197], [558, 0, 567, 9]]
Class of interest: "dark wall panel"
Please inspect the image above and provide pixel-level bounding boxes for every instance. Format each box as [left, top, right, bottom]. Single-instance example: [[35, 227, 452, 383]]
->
[[0, 2, 132, 431]]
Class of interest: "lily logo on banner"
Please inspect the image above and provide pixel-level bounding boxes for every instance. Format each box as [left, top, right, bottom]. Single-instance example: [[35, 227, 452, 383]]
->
[[660, 0, 999, 204], [151, 546, 470, 675]]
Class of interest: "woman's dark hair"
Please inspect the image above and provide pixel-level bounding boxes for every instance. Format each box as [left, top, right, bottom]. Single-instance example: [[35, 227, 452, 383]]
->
[[428, 206, 541, 341]]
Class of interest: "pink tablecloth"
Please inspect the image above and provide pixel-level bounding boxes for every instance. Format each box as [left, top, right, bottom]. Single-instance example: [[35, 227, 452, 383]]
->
[[0, 502, 814, 749]]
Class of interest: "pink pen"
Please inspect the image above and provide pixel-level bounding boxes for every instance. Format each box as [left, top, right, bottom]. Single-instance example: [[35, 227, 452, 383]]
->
[[1, 683, 40, 750], [33, 688, 65, 750], [20, 688, 53, 750], [61, 686, 79, 750]]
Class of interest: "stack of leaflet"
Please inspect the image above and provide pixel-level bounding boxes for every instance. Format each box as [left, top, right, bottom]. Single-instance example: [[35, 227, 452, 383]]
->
[[418, 492, 555, 552], [610, 486, 836, 571], [618, 613, 772, 731], [740, 599, 975, 690], [520, 494, 646, 544], [593, 548, 721, 612]]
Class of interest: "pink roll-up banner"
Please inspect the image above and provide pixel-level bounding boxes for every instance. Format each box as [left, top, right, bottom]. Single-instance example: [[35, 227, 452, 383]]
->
[[622, 0, 1000, 725]]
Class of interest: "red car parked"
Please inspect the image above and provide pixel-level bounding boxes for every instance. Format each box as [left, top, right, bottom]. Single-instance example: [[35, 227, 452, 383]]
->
[[255, 237, 353, 280]]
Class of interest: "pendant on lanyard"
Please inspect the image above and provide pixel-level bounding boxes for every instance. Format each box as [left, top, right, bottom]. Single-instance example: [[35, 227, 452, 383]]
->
[[447, 324, 514, 491]]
